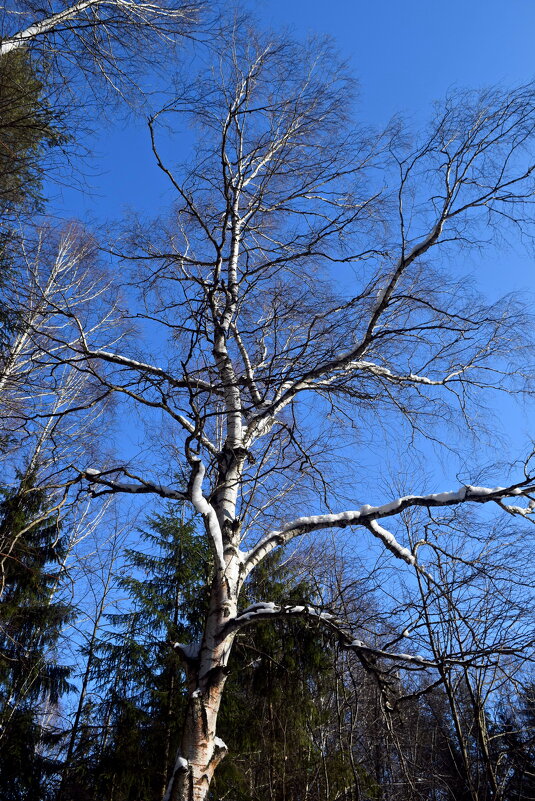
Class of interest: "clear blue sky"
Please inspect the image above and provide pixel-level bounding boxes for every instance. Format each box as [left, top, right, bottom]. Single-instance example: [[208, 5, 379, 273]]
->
[[263, 0, 535, 122]]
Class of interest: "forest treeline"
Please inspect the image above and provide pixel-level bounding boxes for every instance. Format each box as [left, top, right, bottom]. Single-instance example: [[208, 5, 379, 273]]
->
[[1, 3, 535, 800], [3, 501, 535, 801]]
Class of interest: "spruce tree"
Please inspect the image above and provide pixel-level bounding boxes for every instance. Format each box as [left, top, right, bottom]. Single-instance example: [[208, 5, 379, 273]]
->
[[498, 684, 535, 800], [0, 467, 73, 801], [0, 50, 64, 219], [0, 48, 67, 351], [62, 507, 210, 801], [213, 552, 352, 801], [65, 507, 346, 801]]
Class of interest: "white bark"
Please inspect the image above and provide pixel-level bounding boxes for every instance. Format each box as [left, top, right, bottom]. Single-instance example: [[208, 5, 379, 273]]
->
[[0, 0, 198, 56], [0, 0, 100, 55]]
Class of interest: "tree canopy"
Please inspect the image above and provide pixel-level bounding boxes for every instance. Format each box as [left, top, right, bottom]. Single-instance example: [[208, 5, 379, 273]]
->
[[0, 5, 534, 801]]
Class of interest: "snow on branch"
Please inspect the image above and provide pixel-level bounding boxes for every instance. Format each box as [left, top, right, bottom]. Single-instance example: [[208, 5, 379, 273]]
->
[[244, 481, 535, 574], [172, 640, 201, 661], [217, 601, 336, 640], [70, 347, 219, 453], [218, 601, 430, 664], [218, 601, 526, 671], [78, 347, 218, 395], [188, 458, 225, 571], [365, 519, 415, 566], [342, 639, 524, 670], [341, 360, 464, 386], [245, 358, 464, 447], [83, 468, 187, 499], [163, 752, 189, 801], [83, 462, 226, 570]]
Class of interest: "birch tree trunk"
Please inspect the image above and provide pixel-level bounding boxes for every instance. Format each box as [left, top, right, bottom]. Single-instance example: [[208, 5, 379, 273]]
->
[[165, 561, 239, 801]]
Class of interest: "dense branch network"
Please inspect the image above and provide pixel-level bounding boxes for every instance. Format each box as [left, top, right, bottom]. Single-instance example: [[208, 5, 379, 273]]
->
[[29, 27, 535, 801]]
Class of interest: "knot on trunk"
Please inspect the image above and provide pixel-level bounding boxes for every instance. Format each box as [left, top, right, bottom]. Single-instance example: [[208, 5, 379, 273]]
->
[[216, 444, 250, 473]]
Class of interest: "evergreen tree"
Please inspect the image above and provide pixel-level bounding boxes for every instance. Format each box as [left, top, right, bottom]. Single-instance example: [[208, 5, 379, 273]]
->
[[497, 684, 535, 801], [64, 508, 347, 801], [0, 48, 66, 352], [0, 466, 73, 801], [60, 504, 530, 801], [0, 50, 64, 219], [213, 552, 352, 801], [61, 507, 210, 801]]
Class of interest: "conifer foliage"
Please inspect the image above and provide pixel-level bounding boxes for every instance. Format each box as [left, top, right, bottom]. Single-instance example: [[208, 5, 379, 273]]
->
[[0, 48, 66, 349], [59, 508, 345, 801], [0, 467, 73, 801], [60, 508, 210, 801]]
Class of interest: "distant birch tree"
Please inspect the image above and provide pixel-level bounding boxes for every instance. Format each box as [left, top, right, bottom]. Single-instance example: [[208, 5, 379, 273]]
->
[[0, 227, 125, 801], [50, 25, 535, 801]]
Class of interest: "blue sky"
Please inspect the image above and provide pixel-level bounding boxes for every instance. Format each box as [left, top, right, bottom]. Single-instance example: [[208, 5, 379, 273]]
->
[[263, 0, 535, 122]]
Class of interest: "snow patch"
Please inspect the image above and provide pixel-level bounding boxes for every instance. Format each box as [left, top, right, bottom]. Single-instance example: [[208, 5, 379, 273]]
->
[[190, 458, 225, 570], [234, 602, 280, 624], [244, 482, 535, 573], [240, 601, 277, 615], [368, 519, 415, 566], [174, 641, 200, 659]]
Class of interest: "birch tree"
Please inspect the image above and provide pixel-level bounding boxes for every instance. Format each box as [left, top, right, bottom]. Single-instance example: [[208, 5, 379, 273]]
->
[[56, 28, 535, 801], [0, 225, 115, 441], [0, 223, 119, 627], [0, 0, 200, 56], [0, 0, 203, 93]]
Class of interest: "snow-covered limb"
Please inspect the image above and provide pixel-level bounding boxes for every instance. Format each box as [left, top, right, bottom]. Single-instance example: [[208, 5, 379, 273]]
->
[[163, 753, 189, 801], [217, 602, 336, 640], [83, 468, 187, 500], [83, 462, 226, 570], [243, 359, 453, 446], [219, 603, 436, 667], [71, 347, 219, 454], [219, 601, 527, 671], [173, 640, 201, 661], [244, 361, 459, 446], [78, 347, 218, 396], [213, 737, 227, 756], [244, 481, 535, 574], [188, 458, 225, 571], [366, 519, 416, 566], [340, 359, 465, 386], [342, 640, 524, 669]]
